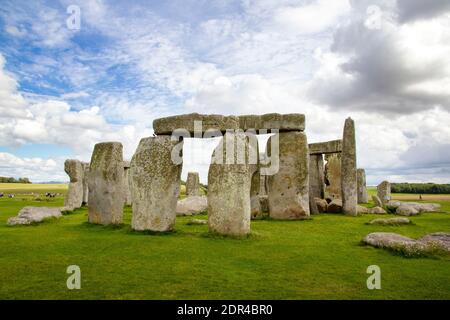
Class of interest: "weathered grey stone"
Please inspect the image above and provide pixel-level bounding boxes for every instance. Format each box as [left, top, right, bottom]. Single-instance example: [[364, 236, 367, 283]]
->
[[324, 153, 341, 200], [123, 161, 132, 206], [238, 113, 305, 132], [259, 153, 268, 196], [64, 159, 84, 210], [250, 172, 262, 219], [372, 195, 383, 207], [418, 233, 450, 252], [208, 131, 256, 236], [368, 217, 411, 225], [363, 232, 418, 249], [369, 206, 387, 214], [309, 140, 342, 155], [88, 142, 125, 225], [357, 205, 369, 214], [153, 113, 306, 135], [327, 199, 343, 213], [396, 205, 419, 216], [363, 232, 450, 254], [357, 169, 368, 204], [186, 172, 200, 196], [176, 196, 208, 216], [309, 154, 325, 212], [377, 181, 391, 205], [259, 195, 269, 215], [7, 206, 62, 225], [130, 136, 182, 232], [386, 200, 402, 210], [154, 113, 240, 135], [267, 131, 310, 219], [315, 198, 328, 213], [81, 162, 89, 205], [341, 118, 357, 216]]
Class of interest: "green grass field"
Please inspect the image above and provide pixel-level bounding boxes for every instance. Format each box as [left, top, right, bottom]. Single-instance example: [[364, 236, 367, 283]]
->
[[0, 184, 449, 300]]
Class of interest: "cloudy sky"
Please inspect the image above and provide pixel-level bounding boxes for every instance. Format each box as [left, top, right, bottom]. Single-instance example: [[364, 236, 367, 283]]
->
[[0, 0, 450, 185]]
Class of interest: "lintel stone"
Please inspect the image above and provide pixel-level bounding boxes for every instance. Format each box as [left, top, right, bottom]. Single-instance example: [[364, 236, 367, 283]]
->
[[309, 139, 342, 155]]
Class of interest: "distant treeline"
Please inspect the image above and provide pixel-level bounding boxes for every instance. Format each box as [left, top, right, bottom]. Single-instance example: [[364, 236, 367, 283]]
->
[[391, 183, 450, 194], [0, 177, 32, 184]]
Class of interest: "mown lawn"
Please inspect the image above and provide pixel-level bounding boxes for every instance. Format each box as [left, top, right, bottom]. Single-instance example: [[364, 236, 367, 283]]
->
[[0, 184, 449, 300]]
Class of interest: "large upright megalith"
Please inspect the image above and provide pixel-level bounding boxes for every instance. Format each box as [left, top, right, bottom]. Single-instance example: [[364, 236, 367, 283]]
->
[[267, 131, 310, 219], [186, 172, 200, 197], [341, 117, 358, 216], [208, 131, 257, 236], [377, 181, 391, 205], [64, 159, 84, 210], [357, 168, 369, 204], [88, 142, 125, 225], [309, 154, 325, 214], [123, 161, 132, 206], [81, 162, 89, 205], [130, 136, 183, 232]]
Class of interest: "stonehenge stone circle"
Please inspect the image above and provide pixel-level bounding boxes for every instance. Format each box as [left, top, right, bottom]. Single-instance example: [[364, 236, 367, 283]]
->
[[341, 117, 358, 216], [64, 159, 84, 210], [130, 136, 183, 232], [123, 161, 132, 206], [324, 153, 341, 200], [208, 131, 256, 236], [88, 142, 125, 225], [357, 168, 368, 204], [377, 181, 391, 205], [267, 131, 310, 219], [186, 172, 200, 196], [81, 162, 89, 205]]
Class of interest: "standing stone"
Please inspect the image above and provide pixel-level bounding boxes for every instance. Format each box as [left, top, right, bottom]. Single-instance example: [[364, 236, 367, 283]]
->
[[64, 159, 83, 210], [372, 195, 383, 207], [357, 168, 368, 204], [324, 153, 341, 200], [309, 154, 325, 214], [130, 136, 183, 232], [341, 117, 358, 216], [81, 162, 89, 205], [123, 161, 132, 206], [186, 172, 200, 197], [259, 153, 268, 196], [377, 181, 391, 205], [267, 131, 310, 219], [88, 142, 125, 225], [208, 131, 256, 236]]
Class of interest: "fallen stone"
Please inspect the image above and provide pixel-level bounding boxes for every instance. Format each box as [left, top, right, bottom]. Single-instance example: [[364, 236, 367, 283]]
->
[[386, 200, 402, 211], [7, 207, 62, 225], [363, 232, 450, 255], [315, 198, 328, 213], [368, 217, 411, 225], [418, 233, 450, 252], [327, 199, 342, 213], [88, 142, 125, 225], [176, 196, 208, 216], [357, 205, 369, 214], [369, 206, 387, 214], [187, 218, 208, 225], [130, 136, 182, 232], [396, 205, 419, 216]]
